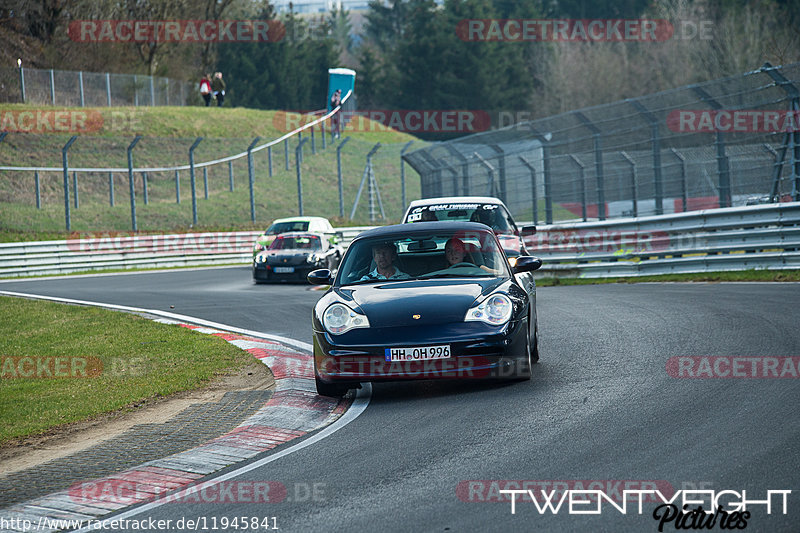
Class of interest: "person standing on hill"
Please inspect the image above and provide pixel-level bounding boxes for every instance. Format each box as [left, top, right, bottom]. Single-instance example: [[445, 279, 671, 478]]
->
[[212, 72, 226, 107], [200, 74, 212, 106], [330, 89, 342, 139]]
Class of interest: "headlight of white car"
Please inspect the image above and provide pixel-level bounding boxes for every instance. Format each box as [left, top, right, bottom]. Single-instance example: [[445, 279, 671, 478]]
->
[[465, 293, 513, 325], [322, 303, 370, 334], [307, 253, 319, 264]]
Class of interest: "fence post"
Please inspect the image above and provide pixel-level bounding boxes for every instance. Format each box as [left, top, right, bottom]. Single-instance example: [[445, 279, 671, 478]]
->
[[35, 171, 41, 209], [50, 69, 55, 105], [79, 71, 85, 107], [284, 138, 289, 171], [337, 137, 351, 218], [109, 172, 114, 207], [189, 137, 203, 226], [62, 136, 78, 231], [793, 99, 800, 201], [401, 141, 414, 209], [367, 144, 384, 222], [296, 138, 309, 216], [267, 146, 273, 177], [150, 76, 155, 106], [143, 172, 148, 205], [489, 144, 507, 203], [72, 171, 79, 209], [18, 61, 25, 103], [518, 155, 538, 224], [473, 152, 495, 198], [134, 74, 139, 106], [670, 148, 687, 211], [229, 160, 234, 191], [630, 100, 664, 215], [106, 72, 111, 106], [620, 151, 637, 217], [321, 122, 326, 150], [127, 135, 142, 231], [351, 143, 381, 220], [568, 155, 588, 222], [175, 170, 180, 204], [247, 137, 261, 223], [311, 126, 316, 155], [203, 166, 209, 199]]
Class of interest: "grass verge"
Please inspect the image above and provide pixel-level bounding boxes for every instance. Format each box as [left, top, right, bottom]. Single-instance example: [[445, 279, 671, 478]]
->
[[0, 295, 253, 444], [535, 269, 800, 286]]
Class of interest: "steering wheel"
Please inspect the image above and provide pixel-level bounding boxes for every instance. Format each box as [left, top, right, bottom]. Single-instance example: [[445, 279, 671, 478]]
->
[[450, 262, 476, 268]]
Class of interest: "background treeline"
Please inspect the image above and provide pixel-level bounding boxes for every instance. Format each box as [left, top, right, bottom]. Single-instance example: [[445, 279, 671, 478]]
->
[[2, 0, 799, 125]]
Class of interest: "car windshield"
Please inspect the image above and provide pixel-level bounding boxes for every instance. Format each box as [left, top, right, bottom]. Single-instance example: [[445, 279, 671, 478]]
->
[[269, 235, 321, 250], [265, 221, 309, 234], [404, 203, 516, 235], [337, 228, 510, 285]]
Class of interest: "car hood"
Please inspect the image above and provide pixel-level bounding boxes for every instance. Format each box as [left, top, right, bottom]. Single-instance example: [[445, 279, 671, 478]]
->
[[336, 278, 505, 327]]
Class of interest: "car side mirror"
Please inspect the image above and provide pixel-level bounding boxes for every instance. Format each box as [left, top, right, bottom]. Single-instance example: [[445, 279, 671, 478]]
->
[[308, 269, 333, 285], [512, 256, 542, 273], [521, 225, 536, 236]]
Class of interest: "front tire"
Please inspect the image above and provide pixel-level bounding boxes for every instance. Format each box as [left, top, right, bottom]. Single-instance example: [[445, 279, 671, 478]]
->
[[512, 320, 533, 381], [315, 373, 348, 398]]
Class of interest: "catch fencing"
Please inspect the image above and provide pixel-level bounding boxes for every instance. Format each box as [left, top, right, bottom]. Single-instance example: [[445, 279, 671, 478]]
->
[[2, 202, 798, 278], [0, 66, 194, 107], [403, 62, 800, 225], [0, 92, 358, 230]]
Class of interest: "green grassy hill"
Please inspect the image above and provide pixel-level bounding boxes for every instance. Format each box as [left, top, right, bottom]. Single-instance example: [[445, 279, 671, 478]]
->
[[0, 104, 423, 241]]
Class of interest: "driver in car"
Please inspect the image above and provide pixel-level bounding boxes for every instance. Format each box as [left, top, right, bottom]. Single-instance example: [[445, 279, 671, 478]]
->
[[360, 242, 411, 280]]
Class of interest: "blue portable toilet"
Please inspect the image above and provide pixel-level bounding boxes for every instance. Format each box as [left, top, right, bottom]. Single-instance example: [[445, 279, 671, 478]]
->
[[327, 68, 356, 111]]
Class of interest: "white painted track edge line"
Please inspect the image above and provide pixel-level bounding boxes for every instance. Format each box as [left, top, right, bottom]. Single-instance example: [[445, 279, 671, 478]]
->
[[0, 290, 312, 352]]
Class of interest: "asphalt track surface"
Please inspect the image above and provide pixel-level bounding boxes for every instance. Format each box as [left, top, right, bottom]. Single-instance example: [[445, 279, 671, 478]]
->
[[3, 267, 799, 532]]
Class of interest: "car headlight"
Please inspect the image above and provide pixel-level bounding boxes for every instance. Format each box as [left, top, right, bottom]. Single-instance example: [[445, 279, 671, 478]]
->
[[322, 303, 370, 334], [307, 253, 319, 264], [465, 293, 513, 325]]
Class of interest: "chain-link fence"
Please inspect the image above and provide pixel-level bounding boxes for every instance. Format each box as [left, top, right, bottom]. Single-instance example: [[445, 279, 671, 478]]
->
[[403, 62, 800, 224], [0, 66, 194, 107], [0, 91, 421, 233]]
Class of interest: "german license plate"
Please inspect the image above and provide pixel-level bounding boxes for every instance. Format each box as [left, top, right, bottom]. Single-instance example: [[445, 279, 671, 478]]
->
[[385, 345, 451, 362], [274, 266, 295, 273]]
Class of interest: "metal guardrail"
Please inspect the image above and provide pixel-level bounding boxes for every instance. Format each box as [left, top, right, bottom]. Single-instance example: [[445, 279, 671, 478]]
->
[[1, 204, 799, 278], [0, 227, 374, 278], [526, 201, 800, 277]]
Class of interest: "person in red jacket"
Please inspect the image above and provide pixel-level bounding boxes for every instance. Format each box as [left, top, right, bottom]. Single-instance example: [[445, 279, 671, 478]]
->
[[199, 74, 212, 107]]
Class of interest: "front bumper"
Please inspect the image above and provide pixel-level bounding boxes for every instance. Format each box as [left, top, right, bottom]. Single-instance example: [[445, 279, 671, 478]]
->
[[313, 320, 528, 383], [253, 263, 319, 282]]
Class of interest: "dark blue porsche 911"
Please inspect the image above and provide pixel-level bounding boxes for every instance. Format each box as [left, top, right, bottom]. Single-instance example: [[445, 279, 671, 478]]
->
[[307, 222, 543, 397]]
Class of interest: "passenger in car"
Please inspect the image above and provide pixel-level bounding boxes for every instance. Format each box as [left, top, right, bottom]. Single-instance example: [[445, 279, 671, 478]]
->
[[444, 238, 499, 274]]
